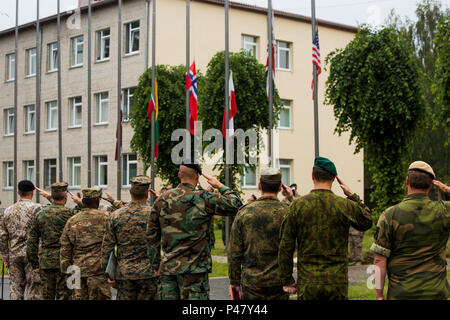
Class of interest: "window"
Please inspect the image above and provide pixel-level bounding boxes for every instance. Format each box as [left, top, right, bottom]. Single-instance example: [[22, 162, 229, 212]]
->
[[47, 42, 58, 72], [6, 53, 15, 81], [123, 88, 135, 121], [95, 92, 108, 124], [24, 160, 34, 183], [122, 154, 137, 186], [278, 159, 291, 186], [71, 35, 84, 67], [241, 166, 257, 188], [96, 29, 110, 61], [278, 100, 291, 129], [241, 35, 258, 58], [125, 21, 140, 54], [3, 162, 14, 189], [46, 101, 58, 130], [44, 159, 57, 188], [276, 41, 291, 70], [94, 155, 108, 187], [26, 48, 37, 76], [69, 97, 82, 128], [24, 105, 36, 133], [68, 157, 81, 188], [4, 108, 14, 136]]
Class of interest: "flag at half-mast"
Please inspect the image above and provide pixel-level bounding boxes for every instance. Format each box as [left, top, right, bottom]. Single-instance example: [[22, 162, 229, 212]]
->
[[147, 79, 159, 158], [186, 61, 198, 135], [311, 29, 322, 99], [265, 4, 276, 97], [222, 71, 237, 138]]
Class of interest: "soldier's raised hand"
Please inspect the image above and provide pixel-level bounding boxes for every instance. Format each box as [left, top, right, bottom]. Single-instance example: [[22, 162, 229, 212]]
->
[[69, 191, 82, 205], [202, 173, 224, 189], [35, 186, 51, 200], [433, 180, 450, 195], [336, 176, 354, 197], [281, 184, 294, 202], [149, 189, 160, 198]]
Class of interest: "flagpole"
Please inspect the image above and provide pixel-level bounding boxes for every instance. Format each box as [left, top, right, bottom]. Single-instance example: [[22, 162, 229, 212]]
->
[[224, 0, 230, 250], [117, 0, 123, 200], [186, 0, 191, 158], [268, 0, 274, 167], [57, 0, 63, 181], [87, 0, 92, 187], [35, 0, 41, 203], [13, 0, 18, 203], [150, 0, 156, 203], [311, 0, 319, 158]]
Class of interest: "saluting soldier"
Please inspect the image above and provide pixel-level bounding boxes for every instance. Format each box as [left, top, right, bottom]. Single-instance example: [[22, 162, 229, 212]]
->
[[278, 156, 372, 300], [147, 160, 243, 300], [26, 182, 76, 300], [101, 176, 159, 300], [371, 161, 450, 300], [0, 180, 41, 300], [228, 168, 293, 300], [60, 187, 111, 300]]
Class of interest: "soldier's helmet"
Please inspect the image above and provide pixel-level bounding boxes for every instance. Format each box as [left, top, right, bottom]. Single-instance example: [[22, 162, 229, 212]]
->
[[130, 175, 151, 195]]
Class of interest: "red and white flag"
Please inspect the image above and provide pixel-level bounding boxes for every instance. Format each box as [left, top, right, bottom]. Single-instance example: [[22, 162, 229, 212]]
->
[[222, 71, 237, 138], [186, 60, 198, 135]]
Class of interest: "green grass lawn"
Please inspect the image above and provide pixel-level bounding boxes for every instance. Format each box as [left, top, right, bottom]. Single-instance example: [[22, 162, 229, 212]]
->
[[0, 254, 8, 275], [210, 261, 228, 278]]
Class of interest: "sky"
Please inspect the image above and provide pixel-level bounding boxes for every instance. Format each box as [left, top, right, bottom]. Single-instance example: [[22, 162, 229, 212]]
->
[[0, 0, 449, 31]]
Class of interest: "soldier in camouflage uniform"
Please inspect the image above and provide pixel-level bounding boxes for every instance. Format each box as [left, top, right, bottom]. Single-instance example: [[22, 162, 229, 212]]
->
[[26, 182, 76, 300], [279, 157, 372, 300], [0, 180, 41, 300], [147, 161, 243, 300], [371, 161, 450, 300], [102, 176, 159, 300], [228, 168, 293, 300], [348, 227, 364, 265], [60, 187, 111, 300], [282, 183, 300, 205]]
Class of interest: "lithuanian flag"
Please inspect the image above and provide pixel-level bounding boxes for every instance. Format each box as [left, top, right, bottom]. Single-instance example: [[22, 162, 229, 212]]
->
[[147, 79, 159, 158]]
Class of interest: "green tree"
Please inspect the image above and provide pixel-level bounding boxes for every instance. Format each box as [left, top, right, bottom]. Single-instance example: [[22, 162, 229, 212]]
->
[[325, 26, 425, 221], [199, 50, 283, 191]]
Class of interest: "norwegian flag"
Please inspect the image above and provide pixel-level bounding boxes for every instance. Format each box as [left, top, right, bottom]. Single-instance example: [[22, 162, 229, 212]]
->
[[186, 61, 198, 135], [311, 30, 322, 99], [265, 7, 276, 97], [222, 71, 237, 138]]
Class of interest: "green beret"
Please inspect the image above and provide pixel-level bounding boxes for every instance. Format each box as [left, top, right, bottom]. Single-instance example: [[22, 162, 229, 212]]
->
[[130, 175, 151, 195], [260, 167, 282, 183], [314, 156, 337, 177], [82, 187, 102, 199], [51, 182, 68, 193]]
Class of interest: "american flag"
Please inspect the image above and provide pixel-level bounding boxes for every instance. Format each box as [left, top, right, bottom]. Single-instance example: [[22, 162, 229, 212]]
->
[[311, 30, 321, 98], [186, 61, 198, 135], [265, 6, 275, 97]]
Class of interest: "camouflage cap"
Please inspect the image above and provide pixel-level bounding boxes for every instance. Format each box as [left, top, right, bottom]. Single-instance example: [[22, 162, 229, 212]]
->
[[408, 161, 435, 179], [51, 182, 68, 193], [314, 156, 337, 177], [81, 187, 102, 199], [260, 167, 282, 183], [130, 175, 151, 195]]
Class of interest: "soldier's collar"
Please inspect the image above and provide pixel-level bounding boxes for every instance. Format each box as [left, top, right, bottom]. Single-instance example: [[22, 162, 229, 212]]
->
[[179, 182, 196, 190], [258, 195, 279, 201], [404, 193, 428, 200], [51, 203, 65, 207]]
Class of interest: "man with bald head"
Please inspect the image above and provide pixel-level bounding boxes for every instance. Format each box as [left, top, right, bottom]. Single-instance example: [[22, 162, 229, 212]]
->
[[147, 159, 243, 300]]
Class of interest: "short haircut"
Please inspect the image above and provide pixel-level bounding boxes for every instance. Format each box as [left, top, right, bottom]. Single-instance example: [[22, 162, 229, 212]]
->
[[313, 166, 335, 182], [82, 197, 100, 209], [18, 190, 33, 197], [179, 166, 198, 180], [130, 190, 148, 201], [52, 191, 66, 201], [260, 180, 281, 193], [408, 170, 432, 190]]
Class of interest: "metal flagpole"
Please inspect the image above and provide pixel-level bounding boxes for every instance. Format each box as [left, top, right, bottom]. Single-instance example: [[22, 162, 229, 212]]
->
[[186, 0, 190, 155], [145, 0, 150, 70], [87, 0, 92, 187], [36, 0, 41, 202], [268, 0, 274, 167], [150, 0, 156, 203], [311, 0, 319, 157], [57, 0, 63, 181], [13, 0, 19, 203], [117, 0, 122, 200], [224, 0, 230, 250]]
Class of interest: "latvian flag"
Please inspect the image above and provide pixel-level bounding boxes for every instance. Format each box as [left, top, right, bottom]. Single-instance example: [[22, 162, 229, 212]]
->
[[186, 61, 198, 135], [147, 79, 159, 158], [222, 71, 237, 139]]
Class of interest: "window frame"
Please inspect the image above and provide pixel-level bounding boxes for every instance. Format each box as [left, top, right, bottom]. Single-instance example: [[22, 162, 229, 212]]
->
[[4, 161, 14, 189], [122, 154, 138, 187], [46, 100, 58, 131], [96, 28, 111, 62], [24, 160, 35, 183], [69, 96, 82, 128], [6, 53, 15, 81], [277, 159, 292, 186], [241, 165, 257, 189], [94, 155, 108, 188], [125, 21, 140, 55], [24, 104, 36, 134], [47, 42, 58, 72], [95, 92, 109, 125], [26, 48, 37, 77], [71, 35, 84, 67], [241, 34, 258, 59], [276, 40, 291, 71], [278, 100, 291, 130], [44, 159, 57, 189], [122, 87, 135, 121], [5, 108, 15, 136], [68, 157, 82, 188]]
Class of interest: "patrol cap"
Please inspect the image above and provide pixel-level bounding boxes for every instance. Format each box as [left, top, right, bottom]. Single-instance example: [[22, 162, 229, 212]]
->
[[408, 161, 435, 179], [51, 182, 68, 193], [130, 175, 151, 195], [180, 158, 202, 175], [18, 180, 35, 192], [313, 156, 337, 177], [81, 187, 102, 199], [260, 167, 282, 184]]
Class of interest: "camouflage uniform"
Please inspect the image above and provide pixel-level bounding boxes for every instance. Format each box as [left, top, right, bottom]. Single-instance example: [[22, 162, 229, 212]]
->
[[279, 190, 372, 300], [60, 188, 111, 300], [348, 227, 364, 263], [371, 193, 450, 300], [228, 196, 289, 300], [147, 183, 243, 300], [102, 177, 158, 301], [0, 199, 42, 300]]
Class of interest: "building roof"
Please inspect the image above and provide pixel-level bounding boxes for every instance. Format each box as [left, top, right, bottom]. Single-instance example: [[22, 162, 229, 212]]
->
[[0, 0, 357, 37]]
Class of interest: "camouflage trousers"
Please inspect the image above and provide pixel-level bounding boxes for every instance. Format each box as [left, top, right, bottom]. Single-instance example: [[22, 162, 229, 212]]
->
[[297, 283, 348, 300], [72, 274, 112, 300], [7, 256, 40, 300], [39, 269, 72, 300], [348, 228, 364, 263], [116, 278, 158, 300], [159, 273, 209, 300], [241, 285, 289, 300]]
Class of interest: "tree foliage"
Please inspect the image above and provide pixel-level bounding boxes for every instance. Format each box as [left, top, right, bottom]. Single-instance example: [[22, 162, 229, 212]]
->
[[325, 26, 425, 220]]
